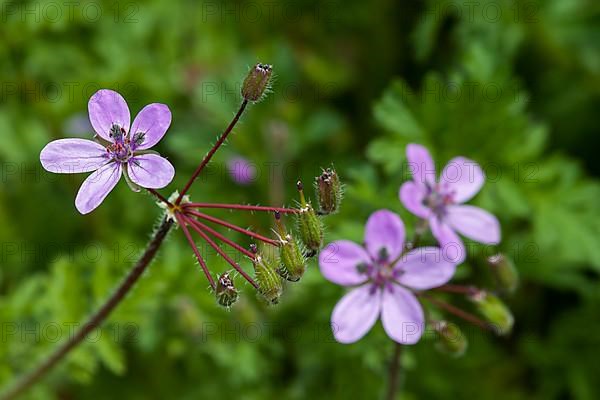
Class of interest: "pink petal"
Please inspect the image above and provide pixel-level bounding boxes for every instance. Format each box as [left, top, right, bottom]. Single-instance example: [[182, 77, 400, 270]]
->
[[75, 163, 122, 214], [429, 217, 466, 263], [381, 285, 424, 344], [396, 247, 456, 290], [40, 139, 109, 173], [399, 181, 431, 219], [331, 285, 381, 344], [130, 103, 172, 150], [364, 210, 406, 261], [127, 154, 175, 189], [446, 205, 501, 245], [88, 89, 131, 142], [406, 143, 436, 185], [319, 241, 371, 286], [440, 157, 484, 203]]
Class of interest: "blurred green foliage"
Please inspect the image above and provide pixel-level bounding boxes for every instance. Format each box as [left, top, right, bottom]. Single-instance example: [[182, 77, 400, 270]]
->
[[1, 0, 599, 399]]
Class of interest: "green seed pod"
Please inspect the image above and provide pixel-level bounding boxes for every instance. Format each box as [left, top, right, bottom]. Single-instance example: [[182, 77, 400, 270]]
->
[[273, 211, 307, 282], [433, 321, 467, 357], [278, 234, 307, 282], [488, 253, 519, 294], [241, 63, 272, 102], [215, 272, 238, 308], [470, 291, 514, 336], [315, 167, 342, 215], [296, 181, 324, 257], [253, 248, 283, 304]]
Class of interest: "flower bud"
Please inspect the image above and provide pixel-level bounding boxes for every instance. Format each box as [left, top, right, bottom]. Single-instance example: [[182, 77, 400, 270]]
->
[[470, 291, 514, 336], [296, 181, 324, 256], [487, 253, 519, 294], [252, 247, 283, 304], [215, 272, 238, 308], [241, 63, 272, 102], [315, 167, 342, 215], [433, 321, 467, 357]]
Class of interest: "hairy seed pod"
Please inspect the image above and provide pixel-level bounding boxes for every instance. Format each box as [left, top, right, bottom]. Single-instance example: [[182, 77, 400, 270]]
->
[[433, 321, 467, 357], [278, 234, 307, 282], [253, 249, 283, 304], [215, 272, 238, 308], [315, 167, 342, 215], [296, 181, 324, 256], [470, 291, 514, 336], [241, 63, 272, 102], [487, 253, 519, 294]]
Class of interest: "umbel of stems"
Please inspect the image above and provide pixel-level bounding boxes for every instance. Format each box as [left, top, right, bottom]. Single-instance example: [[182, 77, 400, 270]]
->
[[1, 64, 339, 399]]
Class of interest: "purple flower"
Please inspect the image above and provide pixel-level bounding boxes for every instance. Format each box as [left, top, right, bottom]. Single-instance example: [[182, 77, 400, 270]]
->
[[227, 155, 256, 185], [400, 144, 500, 263], [40, 90, 175, 214], [319, 210, 456, 344]]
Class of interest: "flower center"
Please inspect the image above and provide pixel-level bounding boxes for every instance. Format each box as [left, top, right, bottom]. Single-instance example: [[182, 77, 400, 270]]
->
[[424, 183, 454, 217], [106, 124, 133, 163], [357, 247, 398, 289]]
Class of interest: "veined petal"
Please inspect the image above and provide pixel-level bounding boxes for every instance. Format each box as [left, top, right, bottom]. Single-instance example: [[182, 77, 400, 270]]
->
[[40, 139, 109, 173], [88, 89, 131, 142], [130, 103, 172, 150], [127, 154, 175, 189], [399, 181, 431, 219], [396, 247, 456, 290], [446, 205, 501, 245], [331, 285, 381, 344], [319, 241, 371, 286], [364, 210, 405, 262], [75, 163, 122, 214], [381, 285, 424, 344], [430, 217, 466, 264], [406, 143, 436, 185], [440, 157, 484, 203]]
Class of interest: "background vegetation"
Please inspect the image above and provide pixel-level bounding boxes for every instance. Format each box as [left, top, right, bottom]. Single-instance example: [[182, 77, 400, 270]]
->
[[1, 0, 599, 398]]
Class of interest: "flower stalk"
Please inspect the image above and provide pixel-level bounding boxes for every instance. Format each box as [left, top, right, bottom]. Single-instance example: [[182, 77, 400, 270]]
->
[[184, 209, 280, 246], [183, 202, 298, 214], [180, 214, 259, 290], [175, 99, 249, 204], [0, 218, 173, 400]]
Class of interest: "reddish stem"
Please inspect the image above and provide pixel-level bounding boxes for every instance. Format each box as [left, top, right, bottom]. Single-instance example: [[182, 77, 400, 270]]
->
[[419, 293, 491, 331], [180, 215, 259, 290], [175, 213, 216, 290], [184, 209, 279, 246], [183, 202, 298, 214], [185, 216, 256, 260], [433, 284, 480, 296], [176, 100, 249, 204], [147, 188, 172, 208]]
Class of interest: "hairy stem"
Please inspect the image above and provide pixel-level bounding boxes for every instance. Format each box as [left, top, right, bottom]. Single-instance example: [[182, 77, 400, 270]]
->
[[176, 100, 249, 204], [175, 213, 216, 290], [185, 216, 256, 260], [147, 188, 172, 208], [0, 217, 174, 400], [185, 210, 279, 246], [181, 215, 259, 289], [183, 203, 297, 214]]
